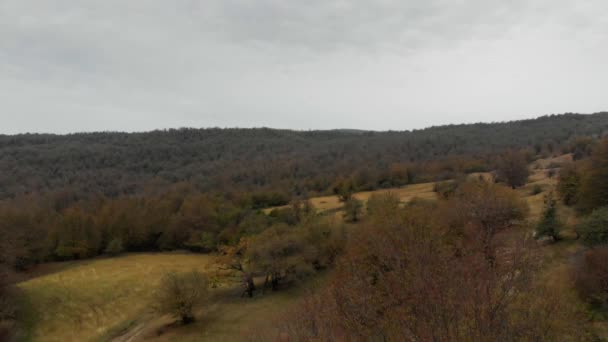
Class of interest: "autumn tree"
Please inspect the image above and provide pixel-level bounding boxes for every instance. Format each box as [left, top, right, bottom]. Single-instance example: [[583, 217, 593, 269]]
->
[[574, 247, 608, 309], [577, 138, 608, 213], [154, 271, 209, 324], [333, 178, 355, 202], [279, 198, 589, 341], [496, 150, 530, 188], [535, 193, 562, 242], [245, 219, 345, 292], [0, 266, 17, 342], [557, 163, 582, 206], [0, 226, 21, 341], [443, 180, 528, 265], [342, 197, 363, 223], [53, 207, 100, 260]]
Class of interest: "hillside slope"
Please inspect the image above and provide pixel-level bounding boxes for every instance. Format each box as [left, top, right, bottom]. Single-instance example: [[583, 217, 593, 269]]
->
[[1, 112, 606, 199]]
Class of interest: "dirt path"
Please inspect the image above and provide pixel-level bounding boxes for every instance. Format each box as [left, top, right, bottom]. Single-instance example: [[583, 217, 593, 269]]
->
[[109, 315, 176, 342]]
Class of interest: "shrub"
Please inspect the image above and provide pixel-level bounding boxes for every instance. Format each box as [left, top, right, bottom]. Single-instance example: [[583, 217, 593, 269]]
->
[[153, 271, 209, 324], [574, 247, 608, 310], [104, 238, 124, 256], [535, 194, 561, 241], [280, 199, 590, 341], [442, 181, 528, 263], [557, 163, 581, 206], [530, 184, 543, 196], [576, 207, 608, 247], [366, 192, 400, 217], [496, 150, 530, 188], [0, 266, 18, 341], [576, 207, 608, 246], [577, 138, 608, 213], [245, 219, 345, 292], [343, 197, 363, 223], [184, 231, 217, 252], [433, 180, 458, 199]]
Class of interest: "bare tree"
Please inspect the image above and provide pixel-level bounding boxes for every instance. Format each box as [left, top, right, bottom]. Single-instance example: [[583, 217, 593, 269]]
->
[[496, 150, 530, 188], [153, 270, 209, 324]]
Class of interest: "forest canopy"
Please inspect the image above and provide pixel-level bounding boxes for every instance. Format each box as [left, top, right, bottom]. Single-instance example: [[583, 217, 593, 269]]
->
[[1, 113, 607, 201]]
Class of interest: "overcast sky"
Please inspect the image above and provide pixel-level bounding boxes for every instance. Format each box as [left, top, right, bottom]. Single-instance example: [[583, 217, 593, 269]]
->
[[1, 1, 607, 134]]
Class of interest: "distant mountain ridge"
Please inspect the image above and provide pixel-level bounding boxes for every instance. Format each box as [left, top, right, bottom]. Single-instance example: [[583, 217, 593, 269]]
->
[[1, 112, 607, 199]]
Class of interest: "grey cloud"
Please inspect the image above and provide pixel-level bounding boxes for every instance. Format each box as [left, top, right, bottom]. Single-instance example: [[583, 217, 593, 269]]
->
[[0, 0, 607, 133]]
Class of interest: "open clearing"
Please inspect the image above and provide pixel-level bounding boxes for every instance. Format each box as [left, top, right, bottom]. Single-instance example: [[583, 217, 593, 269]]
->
[[18, 253, 214, 342], [18, 252, 310, 342], [264, 181, 438, 215], [266, 154, 572, 219]]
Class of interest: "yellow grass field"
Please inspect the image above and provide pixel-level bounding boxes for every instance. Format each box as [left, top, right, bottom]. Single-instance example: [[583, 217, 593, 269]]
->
[[266, 154, 570, 221], [18, 253, 214, 342], [265, 181, 438, 215]]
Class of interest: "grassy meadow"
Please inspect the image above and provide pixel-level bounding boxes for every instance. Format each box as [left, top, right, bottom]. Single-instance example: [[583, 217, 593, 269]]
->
[[264, 181, 438, 215], [18, 253, 214, 341]]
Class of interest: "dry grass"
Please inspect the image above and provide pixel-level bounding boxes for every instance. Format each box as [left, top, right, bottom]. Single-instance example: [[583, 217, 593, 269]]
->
[[264, 181, 437, 214], [18, 253, 214, 342], [516, 169, 557, 221], [18, 252, 310, 342], [148, 282, 311, 342], [533, 153, 573, 169]]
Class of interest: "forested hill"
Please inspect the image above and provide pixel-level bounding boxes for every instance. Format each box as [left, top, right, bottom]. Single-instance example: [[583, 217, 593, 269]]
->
[[1, 112, 607, 200]]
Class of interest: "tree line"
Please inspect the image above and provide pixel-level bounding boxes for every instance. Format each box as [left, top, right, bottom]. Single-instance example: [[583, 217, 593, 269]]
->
[[1, 113, 606, 202], [551, 138, 608, 316]]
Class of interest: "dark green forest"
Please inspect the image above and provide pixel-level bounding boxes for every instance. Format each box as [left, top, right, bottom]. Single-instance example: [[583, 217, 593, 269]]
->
[[2, 113, 606, 203]]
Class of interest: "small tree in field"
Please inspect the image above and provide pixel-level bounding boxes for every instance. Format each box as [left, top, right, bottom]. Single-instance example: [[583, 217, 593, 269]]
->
[[343, 197, 363, 223], [557, 163, 581, 206], [154, 271, 208, 324], [496, 150, 530, 188], [443, 181, 528, 265], [104, 238, 124, 256], [535, 193, 561, 241]]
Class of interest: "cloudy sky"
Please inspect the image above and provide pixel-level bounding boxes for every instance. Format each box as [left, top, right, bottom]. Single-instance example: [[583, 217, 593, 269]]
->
[[1, 1, 607, 133]]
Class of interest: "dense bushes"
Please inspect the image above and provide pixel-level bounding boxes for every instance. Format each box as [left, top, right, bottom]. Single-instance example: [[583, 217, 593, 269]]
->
[[0, 186, 296, 268], [557, 163, 582, 206], [0, 240, 21, 341], [577, 139, 608, 213], [245, 217, 346, 291], [342, 197, 363, 223], [574, 247, 608, 311], [535, 193, 562, 241], [560, 138, 608, 317], [495, 150, 530, 188], [576, 207, 608, 247], [104, 238, 124, 256], [279, 189, 589, 341], [558, 138, 608, 213], [154, 271, 209, 324]]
